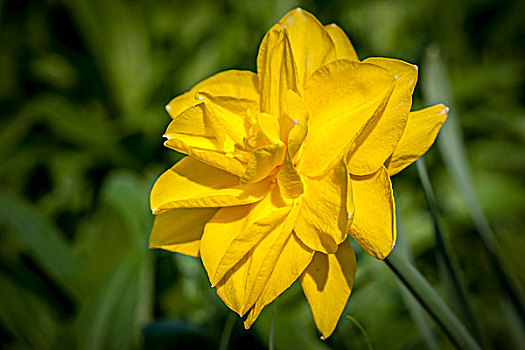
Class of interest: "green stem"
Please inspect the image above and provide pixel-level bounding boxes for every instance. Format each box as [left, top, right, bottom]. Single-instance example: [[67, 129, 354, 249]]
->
[[416, 158, 484, 344], [384, 252, 481, 350], [269, 304, 276, 350], [218, 313, 236, 350], [423, 46, 525, 325]]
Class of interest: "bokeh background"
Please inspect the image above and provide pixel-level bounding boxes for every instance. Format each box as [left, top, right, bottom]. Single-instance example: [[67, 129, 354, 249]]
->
[[1, 0, 524, 349]]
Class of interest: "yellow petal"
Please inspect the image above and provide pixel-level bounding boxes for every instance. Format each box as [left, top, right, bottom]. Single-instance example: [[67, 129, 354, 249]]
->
[[150, 157, 271, 214], [164, 138, 246, 176], [294, 159, 349, 254], [282, 90, 309, 158], [244, 232, 314, 329], [149, 208, 218, 257], [202, 190, 301, 315], [347, 58, 418, 175], [387, 104, 448, 176], [240, 141, 286, 184], [300, 239, 357, 339], [324, 24, 358, 61], [258, 26, 300, 117], [200, 100, 247, 149], [277, 151, 304, 199], [164, 103, 247, 175], [166, 70, 259, 119], [200, 186, 287, 284], [278, 8, 336, 86], [301, 60, 396, 177], [349, 166, 396, 259], [256, 112, 281, 143]]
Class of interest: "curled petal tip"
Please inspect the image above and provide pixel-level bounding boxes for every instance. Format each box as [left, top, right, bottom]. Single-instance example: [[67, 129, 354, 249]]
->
[[440, 106, 450, 114]]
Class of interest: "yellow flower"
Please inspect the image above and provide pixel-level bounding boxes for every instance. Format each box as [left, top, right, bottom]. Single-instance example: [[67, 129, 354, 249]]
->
[[150, 8, 448, 338]]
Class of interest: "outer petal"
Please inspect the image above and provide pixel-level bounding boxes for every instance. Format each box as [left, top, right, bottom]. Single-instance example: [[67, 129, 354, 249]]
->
[[244, 232, 314, 329], [166, 70, 259, 119], [347, 58, 418, 175], [301, 60, 396, 177], [294, 160, 348, 254], [203, 191, 301, 315], [300, 239, 357, 339], [324, 24, 358, 61], [387, 104, 448, 176], [150, 157, 271, 214], [349, 166, 396, 259], [279, 8, 336, 86], [149, 208, 218, 257], [200, 186, 289, 287]]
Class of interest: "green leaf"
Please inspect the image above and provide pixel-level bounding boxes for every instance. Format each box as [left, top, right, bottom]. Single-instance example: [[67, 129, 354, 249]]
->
[[0, 273, 58, 349], [0, 191, 84, 300]]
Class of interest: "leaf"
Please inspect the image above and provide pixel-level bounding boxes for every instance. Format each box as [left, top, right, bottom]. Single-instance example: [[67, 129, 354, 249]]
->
[[0, 191, 84, 300]]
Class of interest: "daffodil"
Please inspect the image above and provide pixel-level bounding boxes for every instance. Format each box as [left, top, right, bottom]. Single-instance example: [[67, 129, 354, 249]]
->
[[150, 8, 448, 338]]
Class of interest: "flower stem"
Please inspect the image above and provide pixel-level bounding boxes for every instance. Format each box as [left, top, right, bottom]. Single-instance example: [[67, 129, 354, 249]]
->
[[384, 252, 481, 350], [219, 313, 236, 350], [269, 304, 276, 350], [416, 158, 484, 344]]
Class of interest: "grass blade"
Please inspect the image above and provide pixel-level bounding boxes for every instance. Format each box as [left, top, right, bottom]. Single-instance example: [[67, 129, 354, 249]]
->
[[0, 191, 84, 300], [416, 158, 483, 344], [393, 219, 439, 350], [422, 45, 525, 325], [384, 252, 481, 350]]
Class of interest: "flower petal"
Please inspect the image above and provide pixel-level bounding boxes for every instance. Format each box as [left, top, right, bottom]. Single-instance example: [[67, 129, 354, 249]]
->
[[387, 104, 448, 176], [279, 8, 336, 86], [200, 187, 290, 287], [202, 189, 301, 315], [164, 103, 247, 175], [300, 239, 356, 339], [149, 208, 218, 257], [164, 138, 246, 176], [277, 151, 304, 199], [150, 157, 271, 214], [282, 90, 309, 158], [349, 166, 396, 259], [301, 60, 396, 177], [256, 112, 281, 143], [346, 58, 418, 175], [294, 159, 349, 254], [240, 141, 286, 184], [166, 70, 259, 119], [324, 24, 358, 61], [258, 26, 300, 117], [244, 232, 314, 329]]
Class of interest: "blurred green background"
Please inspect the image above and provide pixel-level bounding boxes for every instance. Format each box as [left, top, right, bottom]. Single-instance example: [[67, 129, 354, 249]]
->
[[1, 0, 524, 349]]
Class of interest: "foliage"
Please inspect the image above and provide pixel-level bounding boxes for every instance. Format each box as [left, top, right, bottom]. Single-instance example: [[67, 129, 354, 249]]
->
[[0, 0, 524, 349]]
